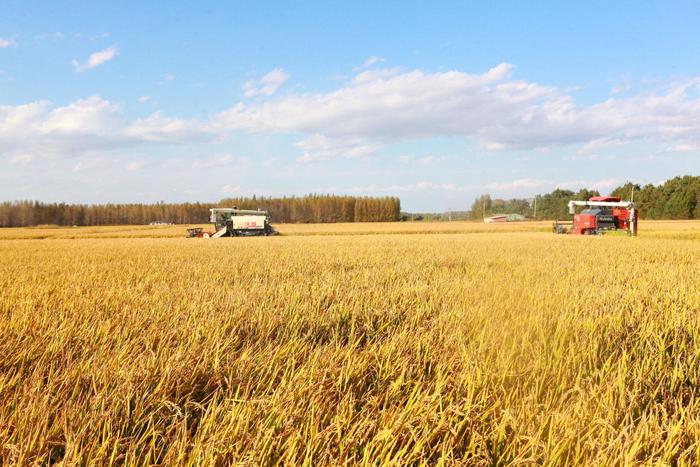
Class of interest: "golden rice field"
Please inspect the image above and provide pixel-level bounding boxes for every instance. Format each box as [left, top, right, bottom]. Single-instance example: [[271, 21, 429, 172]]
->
[[1, 221, 700, 464], [2, 219, 700, 240]]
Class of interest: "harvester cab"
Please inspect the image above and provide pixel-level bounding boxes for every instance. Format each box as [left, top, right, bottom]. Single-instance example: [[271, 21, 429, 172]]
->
[[209, 207, 276, 237], [553, 196, 637, 236]]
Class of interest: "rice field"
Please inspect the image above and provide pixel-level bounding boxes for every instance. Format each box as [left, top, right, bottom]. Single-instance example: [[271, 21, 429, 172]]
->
[[1, 221, 700, 464], [2, 219, 700, 240]]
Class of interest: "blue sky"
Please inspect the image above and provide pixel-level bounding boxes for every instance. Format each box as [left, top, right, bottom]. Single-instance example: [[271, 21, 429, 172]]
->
[[1, 1, 699, 211]]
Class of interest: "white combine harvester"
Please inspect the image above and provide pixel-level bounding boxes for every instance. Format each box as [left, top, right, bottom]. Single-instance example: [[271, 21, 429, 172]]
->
[[186, 207, 277, 237]]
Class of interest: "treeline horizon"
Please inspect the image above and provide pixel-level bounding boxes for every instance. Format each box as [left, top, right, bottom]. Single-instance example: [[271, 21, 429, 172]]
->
[[2, 176, 699, 227], [0, 195, 401, 227], [470, 175, 700, 220]]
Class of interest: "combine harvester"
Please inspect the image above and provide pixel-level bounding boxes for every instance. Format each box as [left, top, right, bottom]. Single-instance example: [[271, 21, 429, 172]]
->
[[187, 207, 277, 238], [552, 196, 637, 236]]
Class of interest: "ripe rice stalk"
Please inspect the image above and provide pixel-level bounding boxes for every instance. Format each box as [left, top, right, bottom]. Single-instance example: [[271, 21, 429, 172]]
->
[[0, 222, 699, 464]]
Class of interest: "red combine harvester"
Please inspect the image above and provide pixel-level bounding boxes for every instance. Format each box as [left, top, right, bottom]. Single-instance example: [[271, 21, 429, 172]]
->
[[553, 196, 637, 236]]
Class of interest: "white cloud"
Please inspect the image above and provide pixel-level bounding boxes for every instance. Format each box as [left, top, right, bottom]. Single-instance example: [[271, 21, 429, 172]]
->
[[295, 134, 381, 162], [125, 161, 146, 171], [345, 178, 626, 197], [243, 69, 290, 98], [124, 112, 210, 143], [41, 96, 122, 134], [485, 178, 623, 193], [418, 155, 444, 165], [669, 143, 700, 152], [221, 184, 241, 194], [72, 161, 88, 172], [347, 181, 475, 194], [4, 63, 700, 173], [0, 97, 123, 161], [611, 74, 632, 95], [567, 153, 602, 161], [0, 96, 211, 163], [575, 138, 626, 155], [156, 74, 175, 85], [72, 157, 108, 172], [388, 181, 462, 192], [216, 62, 556, 159], [72, 46, 118, 72], [137, 95, 151, 103], [355, 56, 385, 70], [351, 67, 407, 84], [90, 32, 111, 40], [486, 179, 552, 191], [0, 38, 16, 48], [214, 63, 700, 162]]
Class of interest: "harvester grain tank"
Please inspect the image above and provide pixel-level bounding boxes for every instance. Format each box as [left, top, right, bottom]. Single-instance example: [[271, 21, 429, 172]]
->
[[553, 196, 637, 236]]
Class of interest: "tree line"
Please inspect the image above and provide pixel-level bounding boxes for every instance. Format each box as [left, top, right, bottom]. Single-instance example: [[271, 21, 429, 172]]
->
[[3, 176, 698, 226], [469, 176, 700, 220], [609, 176, 700, 219], [219, 195, 401, 223], [0, 195, 402, 227]]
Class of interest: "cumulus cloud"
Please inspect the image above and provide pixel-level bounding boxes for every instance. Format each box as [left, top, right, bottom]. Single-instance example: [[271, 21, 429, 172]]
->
[[214, 63, 700, 161], [0, 97, 122, 160], [0, 96, 211, 162], [4, 63, 700, 168], [243, 69, 290, 98], [575, 138, 626, 155], [72, 46, 118, 72], [42, 96, 122, 134], [124, 112, 210, 143], [295, 135, 381, 162], [215, 63, 551, 159], [0, 38, 16, 48]]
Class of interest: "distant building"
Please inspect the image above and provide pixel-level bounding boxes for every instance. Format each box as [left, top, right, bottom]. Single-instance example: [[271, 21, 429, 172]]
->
[[484, 214, 526, 223], [484, 215, 507, 223]]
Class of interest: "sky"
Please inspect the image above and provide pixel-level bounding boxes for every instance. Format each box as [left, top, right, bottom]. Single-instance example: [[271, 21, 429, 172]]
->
[[1, 1, 700, 211]]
